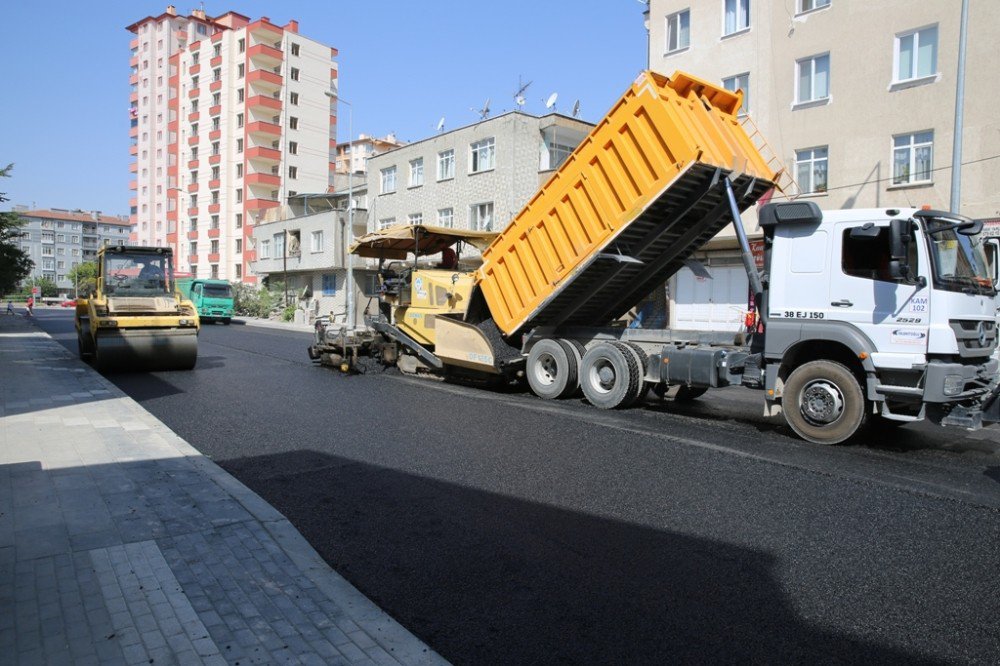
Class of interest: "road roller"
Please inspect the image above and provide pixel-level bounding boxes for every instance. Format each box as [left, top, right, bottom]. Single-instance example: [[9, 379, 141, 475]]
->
[[75, 245, 199, 372]]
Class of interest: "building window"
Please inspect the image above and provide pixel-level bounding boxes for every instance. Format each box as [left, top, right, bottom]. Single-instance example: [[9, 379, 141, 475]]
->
[[311, 230, 323, 252], [799, 0, 830, 12], [408, 213, 423, 225], [380, 166, 397, 194], [290, 67, 299, 81], [237, 63, 244, 78], [273, 233, 285, 257], [895, 26, 938, 83], [795, 146, 828, 194], [237, 138, 243, 153], [237, 88, 244, 102], [236, 163, 243, 178], [409, 158, 424, 187], [724, 0, 750, 35], [235, 263, 242, 279], [471, 202, 494, 231], [470, 138, 495, 173], [236, 188, 243, 203], [437, 208, 454, 228], [237, 113, 244, 128], [211, 214, 220, 229], [212, 142, 220, 156], [260, 239, 270, 259], [235, 213, 243, 228], [289, 141, 298, 155], [665, 10, 690, 53], [322, 273, 336, 296], [892, 131, 933, 185], [288, 166, 297, 179], [289, 117, 299, 130], [290, 92, 299, 105], [238, 38, 245, 53], [379, 217, 395, 230], [189, 242, 197, 255], [795, 53, 830, 104], [437, 149, 455, 180], [210, 240, 220, 254], [212, 68, 221, 82], [722, 73, 750, 115], [291, 43, 300, 56]]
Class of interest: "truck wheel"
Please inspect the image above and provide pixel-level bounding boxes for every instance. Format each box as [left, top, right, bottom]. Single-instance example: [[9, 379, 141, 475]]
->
[[674, 386, 708, 401], [580, 342, 641, 409], [620, 342, 650, 407], [783, 360, 865, 445], [527, 339, 578, 400]]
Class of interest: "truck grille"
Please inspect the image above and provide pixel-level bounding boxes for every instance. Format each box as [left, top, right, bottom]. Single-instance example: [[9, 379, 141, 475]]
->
[[949, 320, 997, 359]]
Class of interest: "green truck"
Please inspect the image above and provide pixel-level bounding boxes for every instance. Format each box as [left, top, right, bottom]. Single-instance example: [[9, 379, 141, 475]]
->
[[175, 276, 235, 325]]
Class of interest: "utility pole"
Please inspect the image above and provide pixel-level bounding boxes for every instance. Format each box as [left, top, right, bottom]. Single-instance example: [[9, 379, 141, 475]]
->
[[282, 230, 288, 306], [950, 0, 970, 213]]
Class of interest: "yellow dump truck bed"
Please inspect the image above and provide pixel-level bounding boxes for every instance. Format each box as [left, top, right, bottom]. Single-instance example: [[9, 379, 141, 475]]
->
[[477, 70, 780, 337]]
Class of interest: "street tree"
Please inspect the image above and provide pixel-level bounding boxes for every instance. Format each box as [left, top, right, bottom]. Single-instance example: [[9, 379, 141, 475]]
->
[[68, 260, 97, 296], [23, 276, 59, 297], [0, 164, 33, 295]]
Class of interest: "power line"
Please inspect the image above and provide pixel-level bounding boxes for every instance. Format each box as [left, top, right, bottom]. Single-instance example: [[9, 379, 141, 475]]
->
[[804, 153, 1000, 195]]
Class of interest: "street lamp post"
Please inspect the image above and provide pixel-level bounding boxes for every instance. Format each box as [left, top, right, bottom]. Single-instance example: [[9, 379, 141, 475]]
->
[[325, 90, 356, 327]]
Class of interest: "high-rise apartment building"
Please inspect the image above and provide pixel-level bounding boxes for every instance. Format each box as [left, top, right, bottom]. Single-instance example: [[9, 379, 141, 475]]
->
[[127, 5, 338, 283]]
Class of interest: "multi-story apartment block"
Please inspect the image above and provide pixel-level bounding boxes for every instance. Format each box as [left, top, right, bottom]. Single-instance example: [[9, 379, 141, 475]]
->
[[11, 208, 132, 293], [334, 133, 405, 177], [366, 111, 592, 237], [645, 0, 1000, 332], [127, 5, 338, 283]]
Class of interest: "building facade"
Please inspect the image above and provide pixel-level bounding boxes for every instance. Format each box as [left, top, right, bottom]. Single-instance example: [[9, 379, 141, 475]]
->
[[334, 134, 405, 177], [366, 111, 593, 238], [11, 208, 132, 293], [127, 5, 338, 284], [646, 0, 1000, 332]]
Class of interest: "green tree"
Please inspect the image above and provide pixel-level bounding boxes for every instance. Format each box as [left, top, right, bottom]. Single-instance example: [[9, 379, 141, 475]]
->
[[24, 276, 59, 297], [0, 164, 33, 295], [68, 261, 98, 296]]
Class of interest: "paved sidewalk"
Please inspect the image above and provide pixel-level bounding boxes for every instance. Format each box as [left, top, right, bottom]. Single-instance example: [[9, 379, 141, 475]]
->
[[231, 316, 315, 334], [0, 313, 446, 665]]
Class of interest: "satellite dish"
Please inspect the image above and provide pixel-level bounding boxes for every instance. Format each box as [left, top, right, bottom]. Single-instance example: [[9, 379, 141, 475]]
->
[[572, 99, 581, 118], [437, 117, 445, 132], [471, 98, 491, 120], [545, 92, 558, 111]]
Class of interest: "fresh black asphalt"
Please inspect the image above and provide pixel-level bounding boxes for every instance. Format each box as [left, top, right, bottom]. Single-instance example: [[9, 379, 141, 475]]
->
[[35, 310, 1000, 664]]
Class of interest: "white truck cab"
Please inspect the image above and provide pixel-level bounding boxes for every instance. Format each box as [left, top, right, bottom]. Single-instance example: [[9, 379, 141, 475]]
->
[[760, 202, 999, 441]]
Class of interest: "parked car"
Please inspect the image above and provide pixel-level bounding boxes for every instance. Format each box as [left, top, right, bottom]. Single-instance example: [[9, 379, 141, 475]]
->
[[61, 299, 76, 308]]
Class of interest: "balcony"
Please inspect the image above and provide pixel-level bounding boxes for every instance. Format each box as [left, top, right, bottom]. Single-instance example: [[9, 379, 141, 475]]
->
[[247, 69, 282, 93], [189, 63, 201, 75], [208, 253, 221, 263], [209, 154, 221, 165], [248, 19, 283, 41], [129, 162, 138, 173], [188, 159, 199, 170], [187, 135, 199, 146], [209, 130, 221, 141], [187, 229, 199, 239], [208, 203, 221, 214], [167, 210, 177, 222], [188, 254, 198, 264], [208, 228, 221, 238], [244, 197, 279, 212], [210, 80, 222, 92], [188, 183, 199, 193], [209, 104, 221, 116], [210, 55, 222, 68], [248, 43, 282, 68], [188, 88, 200, 99], [167, 164, 177, 177], [247, 95, 281, 113], [246, 146, 281, 165], [188, 207, 199, 217], [129, 144, 138, 156], [168, 119, 178, 133], [166, 232, 177, 243], [188, 112, 200, 122], [247, 120, 281, 141], [245, 172, 280, 188], [129, 180, 137, 191]]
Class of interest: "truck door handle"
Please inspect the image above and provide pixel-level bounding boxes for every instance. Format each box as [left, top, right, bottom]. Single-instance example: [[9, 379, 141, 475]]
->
[[831, 299, 853, 307]]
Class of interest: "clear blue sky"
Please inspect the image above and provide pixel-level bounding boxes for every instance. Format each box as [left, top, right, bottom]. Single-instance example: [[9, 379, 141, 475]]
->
[[0, 1, 648, 216]]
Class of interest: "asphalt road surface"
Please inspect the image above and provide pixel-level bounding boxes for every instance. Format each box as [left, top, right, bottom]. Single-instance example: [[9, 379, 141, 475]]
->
[[36, 309, 1000, 664]]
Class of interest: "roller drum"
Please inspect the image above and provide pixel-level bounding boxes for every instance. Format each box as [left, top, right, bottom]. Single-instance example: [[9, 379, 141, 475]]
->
[[93, 329, 198, 373]]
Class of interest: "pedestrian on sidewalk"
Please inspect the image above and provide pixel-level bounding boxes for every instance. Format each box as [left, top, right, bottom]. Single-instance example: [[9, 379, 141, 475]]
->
[[26, 295, 34, 316], [5, 300, 13, 315]]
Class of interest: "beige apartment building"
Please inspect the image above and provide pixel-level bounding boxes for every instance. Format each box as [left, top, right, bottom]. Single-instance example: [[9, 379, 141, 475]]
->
[[127, 6, 338, 283], [645, 0, 1000, 331]]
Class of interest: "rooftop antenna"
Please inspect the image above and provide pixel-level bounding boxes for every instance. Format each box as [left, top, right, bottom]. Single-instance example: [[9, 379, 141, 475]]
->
[[514, 77, 532, 110], [545, 92, 558, 113], [471, 97, 491, 120], [571, 99, 581, 118], [436, 116, 445, 132]]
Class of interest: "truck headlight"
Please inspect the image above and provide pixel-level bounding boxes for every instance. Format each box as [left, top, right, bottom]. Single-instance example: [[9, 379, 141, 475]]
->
[[943, 374, 965, 396]]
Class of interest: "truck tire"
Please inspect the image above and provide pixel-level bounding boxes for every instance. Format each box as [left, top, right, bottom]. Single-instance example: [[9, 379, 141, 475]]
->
[[620, 342, 650, 407], [783, 360, 865, 445], [674, 386, 708, 401], [527, 339, 578, 400], [580, 342, 641, 409]]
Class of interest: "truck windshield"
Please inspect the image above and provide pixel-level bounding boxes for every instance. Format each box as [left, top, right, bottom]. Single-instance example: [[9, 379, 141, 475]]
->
[[923, 217, 995, 296], [104, 253, 173, 296], [203, 284, 232, 298]]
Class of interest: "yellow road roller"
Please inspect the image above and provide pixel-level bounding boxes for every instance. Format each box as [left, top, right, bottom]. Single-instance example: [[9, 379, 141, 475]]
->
[[75, 245, 199, 372]]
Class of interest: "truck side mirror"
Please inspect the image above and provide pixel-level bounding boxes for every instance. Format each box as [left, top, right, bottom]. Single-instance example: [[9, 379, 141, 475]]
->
[[985, 238, 1000, 287], [888, 218, 915, 283]]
